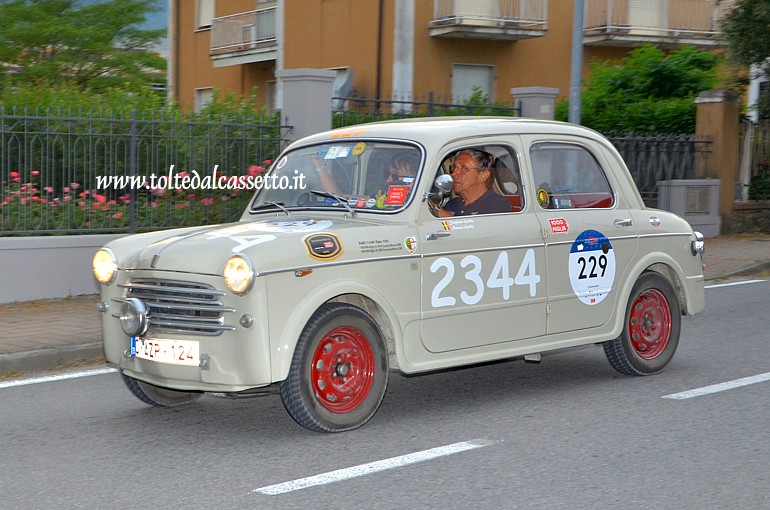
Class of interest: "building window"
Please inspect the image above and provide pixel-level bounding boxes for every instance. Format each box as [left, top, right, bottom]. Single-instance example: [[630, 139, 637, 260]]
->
[[194, 87, 214, 113], [451, 64, 494, 104], [196, 0, 215, 29]]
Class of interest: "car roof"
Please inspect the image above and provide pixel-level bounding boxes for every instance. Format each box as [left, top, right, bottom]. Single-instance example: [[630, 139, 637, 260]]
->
[[291, 117, 608, 149]]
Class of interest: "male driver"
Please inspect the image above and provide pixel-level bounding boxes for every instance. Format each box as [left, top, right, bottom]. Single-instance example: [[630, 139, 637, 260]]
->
[[435, 149, 512, 217]]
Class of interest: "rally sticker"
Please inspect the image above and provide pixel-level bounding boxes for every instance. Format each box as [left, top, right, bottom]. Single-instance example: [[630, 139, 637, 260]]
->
[[304, 233, 343, 261], [568, 229, 616, 305], [351, 142, 367, 156], [385, 185, 409, 205], [548, 217, 568, 234], [404, 236, 417, 254]]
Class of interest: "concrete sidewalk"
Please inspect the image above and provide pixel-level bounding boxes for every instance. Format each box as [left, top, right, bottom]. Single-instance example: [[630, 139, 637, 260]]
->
[[1, 233, 769, 377]]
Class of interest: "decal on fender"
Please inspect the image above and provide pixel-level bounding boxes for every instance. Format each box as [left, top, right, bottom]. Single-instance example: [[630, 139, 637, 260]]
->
[[304, 232, 344, 261]]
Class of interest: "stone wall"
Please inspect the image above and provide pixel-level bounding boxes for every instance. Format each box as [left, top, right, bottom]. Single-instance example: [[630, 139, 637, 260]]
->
[[731, 202, 770, 233]]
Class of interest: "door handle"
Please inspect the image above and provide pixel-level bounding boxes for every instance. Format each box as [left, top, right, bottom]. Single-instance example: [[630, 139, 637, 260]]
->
[[425, 231, 451, 240], [614, 218, 633, 227]]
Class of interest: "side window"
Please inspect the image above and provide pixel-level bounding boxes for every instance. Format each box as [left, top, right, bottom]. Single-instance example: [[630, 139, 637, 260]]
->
[[530, 143, 614, 210], [430, 144, 523, 217]]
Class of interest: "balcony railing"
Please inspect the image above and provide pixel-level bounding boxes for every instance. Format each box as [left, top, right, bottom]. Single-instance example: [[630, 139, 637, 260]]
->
[[584, 0, 735, 48], [210, 8, 276, 56], [429, 0, 548, 40]]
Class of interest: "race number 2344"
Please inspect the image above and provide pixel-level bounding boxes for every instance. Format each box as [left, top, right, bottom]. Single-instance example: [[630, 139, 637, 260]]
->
[[430, 249, 541, 308]]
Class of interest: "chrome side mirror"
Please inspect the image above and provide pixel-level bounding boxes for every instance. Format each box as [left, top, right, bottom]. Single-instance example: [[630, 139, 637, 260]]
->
[[423, 174, 453, 201]]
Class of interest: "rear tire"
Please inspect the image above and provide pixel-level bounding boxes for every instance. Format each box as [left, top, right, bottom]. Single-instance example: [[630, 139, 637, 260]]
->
[[280, 303, 389, 432], [121, 371, 202, 407], [604, 272, 681, 376]]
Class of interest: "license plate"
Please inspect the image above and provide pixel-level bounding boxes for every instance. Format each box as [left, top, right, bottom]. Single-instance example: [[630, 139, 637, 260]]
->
[[130, 337, 200, 366]]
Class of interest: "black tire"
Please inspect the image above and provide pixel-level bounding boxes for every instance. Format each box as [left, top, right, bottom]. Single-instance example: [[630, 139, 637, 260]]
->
[[603, 272, 681, 376], [121, 371, 202, 407], [280, 303, 389, 432]]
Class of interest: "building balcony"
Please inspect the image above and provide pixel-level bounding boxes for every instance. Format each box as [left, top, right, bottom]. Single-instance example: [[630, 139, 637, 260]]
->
[[209, 8, 277, 68], [429, 0, 548, 40], [583, 0, 735, 49]]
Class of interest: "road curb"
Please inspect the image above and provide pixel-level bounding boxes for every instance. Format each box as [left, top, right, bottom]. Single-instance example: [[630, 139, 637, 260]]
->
[[704, 261, 770, 281], [0, 342, 105, 376]]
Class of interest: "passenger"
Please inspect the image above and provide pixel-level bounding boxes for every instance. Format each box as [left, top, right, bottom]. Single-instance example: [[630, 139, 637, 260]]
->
[[434, 149, 512, 217]]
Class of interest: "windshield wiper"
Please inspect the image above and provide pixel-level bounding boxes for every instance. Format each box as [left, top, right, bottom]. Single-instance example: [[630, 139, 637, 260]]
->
[[310, 190, 356, 217], [252, 201, 291, 216]]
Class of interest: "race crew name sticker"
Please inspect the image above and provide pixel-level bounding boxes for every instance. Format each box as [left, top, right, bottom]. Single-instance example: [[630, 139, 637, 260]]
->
[[304, 233, 344, 261], [568, 229, 616, 305]]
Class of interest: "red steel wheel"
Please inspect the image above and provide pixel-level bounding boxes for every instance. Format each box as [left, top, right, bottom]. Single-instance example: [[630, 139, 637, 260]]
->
[[627, 288, 672, 360], [311, 326, 375, 413], [604, 272, 681, 376], [280, 303, 389, 432]]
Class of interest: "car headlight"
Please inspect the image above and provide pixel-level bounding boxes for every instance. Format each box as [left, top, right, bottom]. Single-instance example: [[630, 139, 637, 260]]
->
[[224, 255, 254, 294], [93, 248, 117, 285]]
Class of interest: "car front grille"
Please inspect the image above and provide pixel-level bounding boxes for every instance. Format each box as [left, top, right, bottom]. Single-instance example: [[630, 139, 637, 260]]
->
[[119, 279, 235, 336]]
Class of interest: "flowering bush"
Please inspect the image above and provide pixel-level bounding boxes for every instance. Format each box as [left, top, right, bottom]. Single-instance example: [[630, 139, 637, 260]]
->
[[0, 162, 271, 234]]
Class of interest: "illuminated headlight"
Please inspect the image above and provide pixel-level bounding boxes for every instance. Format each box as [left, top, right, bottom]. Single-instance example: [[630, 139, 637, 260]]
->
[[93, 248, 117, 285], [691, 231, 705, 257], [119, 298, 148, 337], [224, 255, 254, 294]]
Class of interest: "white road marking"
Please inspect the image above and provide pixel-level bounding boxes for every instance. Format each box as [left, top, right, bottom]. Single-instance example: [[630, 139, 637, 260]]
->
[[0, 367, 117, 389], [662, 372, 770, 400], [705, 279, 766, 289], [252, 439, 495, 495]]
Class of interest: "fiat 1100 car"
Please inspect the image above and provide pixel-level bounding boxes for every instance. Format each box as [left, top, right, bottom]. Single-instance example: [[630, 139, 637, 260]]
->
[[93, 117, 705, 432]]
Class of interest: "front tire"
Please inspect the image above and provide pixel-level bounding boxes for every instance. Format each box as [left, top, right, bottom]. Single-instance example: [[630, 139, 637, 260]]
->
[[604, 272, 681, 376], [280, 303, 389, 432], [121, 371, 202, 407]]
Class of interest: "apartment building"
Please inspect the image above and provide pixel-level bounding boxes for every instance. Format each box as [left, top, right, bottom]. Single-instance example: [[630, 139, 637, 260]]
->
[[169, 0, 733, 113]]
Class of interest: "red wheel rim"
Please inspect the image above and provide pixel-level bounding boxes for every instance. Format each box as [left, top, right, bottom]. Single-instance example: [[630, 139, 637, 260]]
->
[[628, 288, 672, 360], [310, 326, 375, 413]]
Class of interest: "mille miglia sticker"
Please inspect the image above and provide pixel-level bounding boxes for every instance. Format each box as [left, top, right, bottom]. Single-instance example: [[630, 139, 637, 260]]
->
[[304, 233, 343, 261], [568, 229, 616, 306]]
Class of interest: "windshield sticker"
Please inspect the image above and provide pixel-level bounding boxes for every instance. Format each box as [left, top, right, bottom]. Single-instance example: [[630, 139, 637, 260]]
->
[[385, 185, 409, 205], [249, 218, 333, 233], [337, 146, 352, 158], [304, 233, 343, 261], [376, 194, 387, 209], [404, 236, 417, 254], [276, 156, 288, 170], [568, 229, 616, 306], [352, 142, 367, 156], [358, 238, 403, 254], [324, 146, 341, 159], [548, 217, 569, 234], [366, 198, 376, 208]]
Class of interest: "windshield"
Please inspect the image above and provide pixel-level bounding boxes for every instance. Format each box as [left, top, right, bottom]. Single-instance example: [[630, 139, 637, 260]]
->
[[250, 141, 423, 213]]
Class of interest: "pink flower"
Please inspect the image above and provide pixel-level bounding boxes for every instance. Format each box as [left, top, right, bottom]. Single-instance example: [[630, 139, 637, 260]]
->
[[20, 198, 27, 205], [220, 195, 230, 202], [12, 177, 19, 183], [178, 171, 189, 179], [176, 203, 186, 209], [9, 171, 19, 178], [248, 165, 264, 177], [63, 196, 72, 202], [63, 186, 71, 193], [151, 188, 166, 197], [31, 170, 39, 177], [201, 198, 214, 206], [70, 182, 80, 190], [95, 194, 107, 204], [101, 204, 111, 211], [112, 212, 123, 219], [44, 186, 54, 193], [264, 159, 272, 165], [31, 196, 41, 202], [186, 193, 196, 201]]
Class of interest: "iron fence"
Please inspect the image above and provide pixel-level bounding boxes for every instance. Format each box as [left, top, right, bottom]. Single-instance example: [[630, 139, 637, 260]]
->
[[0, 108, 288, 235], [607, 133, 710, 207], [332, 92, 521, 127]]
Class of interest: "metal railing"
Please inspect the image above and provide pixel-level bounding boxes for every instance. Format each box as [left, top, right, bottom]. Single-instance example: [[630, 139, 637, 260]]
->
[[210, 7, 277, 54], [0, 108, 288, 235], [433, 0, 548, 28], [332, 92, 521, 127], [607, 133, 710, 206], [584, 0, 734, 38]]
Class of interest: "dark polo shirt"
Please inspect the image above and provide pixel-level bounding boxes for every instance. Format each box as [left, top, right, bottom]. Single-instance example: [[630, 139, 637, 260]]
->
[[443, 188, 512, 216]]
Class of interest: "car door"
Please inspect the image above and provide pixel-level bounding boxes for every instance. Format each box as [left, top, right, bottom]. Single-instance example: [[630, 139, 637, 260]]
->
[[523, 137, 639, 335], [417, 142, 548, 353]]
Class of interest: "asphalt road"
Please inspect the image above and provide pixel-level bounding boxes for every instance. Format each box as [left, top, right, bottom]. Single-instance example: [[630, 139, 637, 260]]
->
[[1, 279, 768, 510]]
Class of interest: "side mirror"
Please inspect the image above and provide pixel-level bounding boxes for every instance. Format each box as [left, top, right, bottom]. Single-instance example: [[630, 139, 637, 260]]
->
[[422, 173, 453, 201]]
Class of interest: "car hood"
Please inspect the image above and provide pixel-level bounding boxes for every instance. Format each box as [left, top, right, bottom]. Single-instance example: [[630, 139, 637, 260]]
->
[[106, 215, 411, 276]]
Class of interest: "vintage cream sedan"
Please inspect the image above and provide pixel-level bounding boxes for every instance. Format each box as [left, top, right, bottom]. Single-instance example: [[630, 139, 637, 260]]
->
[[93, 117, 705, 432]]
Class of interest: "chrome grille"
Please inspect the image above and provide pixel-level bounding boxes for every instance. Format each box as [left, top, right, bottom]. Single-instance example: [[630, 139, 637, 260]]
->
[[119, 279, 235, 336]]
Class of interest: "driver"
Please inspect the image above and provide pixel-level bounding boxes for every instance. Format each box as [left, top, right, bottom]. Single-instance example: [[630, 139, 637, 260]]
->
[[434, 149, 512, 217]]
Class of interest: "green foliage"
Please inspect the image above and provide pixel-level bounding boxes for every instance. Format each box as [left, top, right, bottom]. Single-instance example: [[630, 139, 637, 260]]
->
[[720, 0, 770, 73], [0, 0, 165, 94], [556, 45, 721, 134], [749, 164, 770, 200]]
